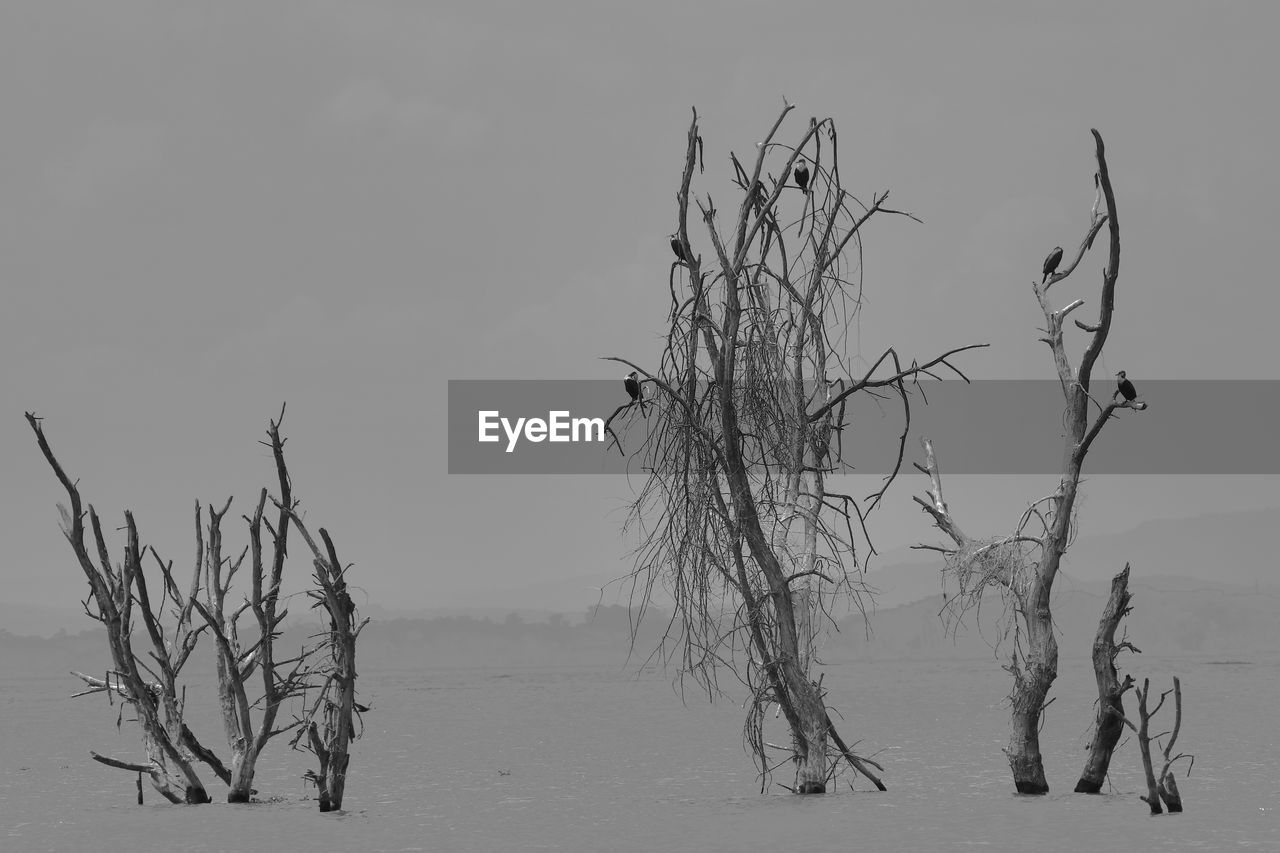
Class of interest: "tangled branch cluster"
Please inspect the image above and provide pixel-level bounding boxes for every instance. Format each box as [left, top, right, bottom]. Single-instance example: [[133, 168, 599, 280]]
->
[[606, 105, 979, 790]]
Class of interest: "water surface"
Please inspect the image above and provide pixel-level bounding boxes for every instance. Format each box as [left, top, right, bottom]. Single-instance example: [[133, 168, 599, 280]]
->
[[2, 657, 1276, 851]]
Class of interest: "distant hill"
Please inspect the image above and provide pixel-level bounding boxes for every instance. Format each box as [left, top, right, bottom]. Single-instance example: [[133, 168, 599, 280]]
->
[[826, 572, 1280, 662], [5, 569, 1277, 680], [854, 508, 1280, 614], [353, 605, 671, 671], [0, 604, 671, 679], [1058, 509, 1278, 585], [7, 509, 1277, 671], [0, 601, 85, 638], [360, 570, 647, 627]]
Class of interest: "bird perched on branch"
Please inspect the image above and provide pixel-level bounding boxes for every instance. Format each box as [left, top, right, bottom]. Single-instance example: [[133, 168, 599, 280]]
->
[[670, 234, 688, 265], [1042, 246, 1063, 283], [793, 160, 810, 194], [1114, 371, 1147, 409], [624, 371, 646, 414]]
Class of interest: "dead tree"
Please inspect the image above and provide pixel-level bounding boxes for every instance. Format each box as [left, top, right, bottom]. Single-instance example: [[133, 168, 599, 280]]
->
[[1125, 677, 1189, 814], [1155, 678, 1187, 813], [915, 129, 1145, 794], [285, 510, 367, 812], [1075, 563, 1138, 792], [27, 412, 213, 804], [185, 413, 312, 802], [605, 104, 982, 794]]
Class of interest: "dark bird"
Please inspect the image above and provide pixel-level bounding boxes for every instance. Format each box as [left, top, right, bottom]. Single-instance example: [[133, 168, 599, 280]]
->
[[1042, 246, 1064, 283], [1114, 371, 1145, 409], [793, 160, 810, 193], [670, 234, 688, 265], [624, 371, 646, 414]]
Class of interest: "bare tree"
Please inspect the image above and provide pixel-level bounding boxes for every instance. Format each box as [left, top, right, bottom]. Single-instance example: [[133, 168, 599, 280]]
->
[[27, 412, 213, 804], [914, 129, 1145, 794], [285, 511, 367, 812], [29, 409, 355, 808], [1075, 563, 1138, 792], [186, 413, 314, 802], [605, 104, 982, 794], [1125, 677, 1190, 814]]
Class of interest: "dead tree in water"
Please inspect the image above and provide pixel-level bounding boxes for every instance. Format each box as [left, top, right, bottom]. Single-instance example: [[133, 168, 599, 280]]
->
[[30, 409, 348, 806], [1124, 677, 1189, 814], [605, 104, 982, 794], [915, 130, 1145, 794], [286, 512, 367, 812], [1075, 563, 1138, 792], [27, 412, 213, 804], [186, 413, 314, 802]]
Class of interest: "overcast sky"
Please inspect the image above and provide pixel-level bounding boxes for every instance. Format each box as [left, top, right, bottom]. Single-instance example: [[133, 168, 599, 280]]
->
[[4, 1, 1278, 614]]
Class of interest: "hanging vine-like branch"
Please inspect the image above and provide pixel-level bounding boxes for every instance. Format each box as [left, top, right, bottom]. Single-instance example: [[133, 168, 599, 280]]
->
[[605, 104, 983, 794]]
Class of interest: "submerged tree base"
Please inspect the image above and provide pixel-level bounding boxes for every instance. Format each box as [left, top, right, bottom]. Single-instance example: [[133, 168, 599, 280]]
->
[[183, 786, 213, 804], [796, 781, 826, 794], [1009, 741, 1050, 795], [1159, 771, 1183, 812]]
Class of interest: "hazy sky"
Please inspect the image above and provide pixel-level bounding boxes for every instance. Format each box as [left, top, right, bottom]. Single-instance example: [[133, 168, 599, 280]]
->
[[4, 1, 1278, 613]]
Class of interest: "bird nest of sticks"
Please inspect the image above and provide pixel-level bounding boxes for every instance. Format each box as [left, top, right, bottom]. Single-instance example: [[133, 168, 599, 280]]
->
[[946, 535, 1033, 601]]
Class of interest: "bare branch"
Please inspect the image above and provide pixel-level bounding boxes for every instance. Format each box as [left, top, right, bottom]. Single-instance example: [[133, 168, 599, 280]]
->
[[90, 751, 151, 773]]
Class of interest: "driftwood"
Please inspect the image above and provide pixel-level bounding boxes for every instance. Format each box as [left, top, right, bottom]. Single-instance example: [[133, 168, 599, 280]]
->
[[85, 751, 149, 804], [1075, 564, 1138, 792], [89, 751, 150, 773]]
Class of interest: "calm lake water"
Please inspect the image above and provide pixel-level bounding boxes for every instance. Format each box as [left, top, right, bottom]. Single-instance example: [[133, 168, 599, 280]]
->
[[2, 656, 1277, 851]]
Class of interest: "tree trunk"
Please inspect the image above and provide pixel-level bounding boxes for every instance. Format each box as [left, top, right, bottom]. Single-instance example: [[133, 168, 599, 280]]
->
[[787, 670, 827, 793], [139, 726, 211, 804], [1158, 771, 1183, 813], [1076, 564, 1133, 793], [1156, 676, 1186, 812], [306, 649, 357, 811], [792, 584, 815, 682], [1007, 680, 1050, 794], [325, 622, 358, 811], [207, 638, 257, 803], [288, 525, 363, 812], [108, 574, 211, 805], [211, 640, 254, 802], [1006, 581, 1057, 794], [788, 586, 826, 793], [226, 746, 257, 803], [1135, 679, 1162, 814]]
